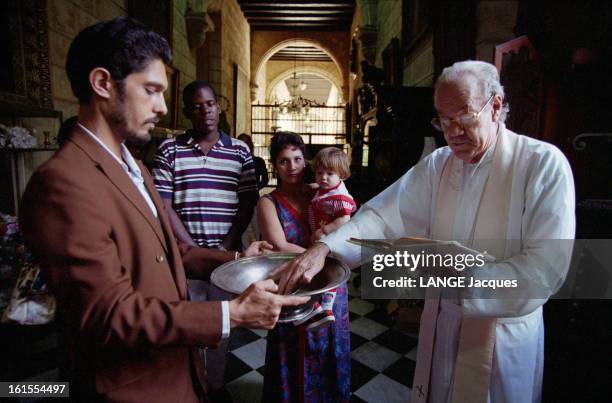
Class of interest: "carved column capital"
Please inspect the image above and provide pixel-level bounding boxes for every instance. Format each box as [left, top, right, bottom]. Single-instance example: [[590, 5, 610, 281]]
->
[[355, 25, 378, 64], [250, 83, 259, 103], [185, 10, 215, 51]]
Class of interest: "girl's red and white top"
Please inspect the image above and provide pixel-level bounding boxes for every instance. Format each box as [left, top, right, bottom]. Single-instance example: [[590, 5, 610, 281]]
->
[[308, 180, 356, 232]]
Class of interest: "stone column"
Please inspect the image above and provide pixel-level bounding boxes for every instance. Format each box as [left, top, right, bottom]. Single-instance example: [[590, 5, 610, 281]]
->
[[356, 25, 378, 65]]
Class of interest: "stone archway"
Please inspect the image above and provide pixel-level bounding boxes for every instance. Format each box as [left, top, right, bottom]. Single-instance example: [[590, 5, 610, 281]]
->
[[251, 33, 350, 103]]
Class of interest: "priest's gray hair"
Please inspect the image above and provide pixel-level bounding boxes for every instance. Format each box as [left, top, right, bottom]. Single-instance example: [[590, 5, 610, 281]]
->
[[436, 60, 510, 123]]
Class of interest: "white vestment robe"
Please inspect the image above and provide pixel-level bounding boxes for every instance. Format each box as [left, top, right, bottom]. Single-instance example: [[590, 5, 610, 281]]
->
[[322, 125, 575, 403]]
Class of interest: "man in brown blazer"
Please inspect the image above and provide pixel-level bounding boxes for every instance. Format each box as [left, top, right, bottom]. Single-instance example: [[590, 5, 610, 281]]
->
[[19, 18, 307, 402]]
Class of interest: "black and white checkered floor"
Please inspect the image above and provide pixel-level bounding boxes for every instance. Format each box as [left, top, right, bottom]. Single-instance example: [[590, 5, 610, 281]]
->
[[6, 275, 419, 403], [221, 273, 419, 403]]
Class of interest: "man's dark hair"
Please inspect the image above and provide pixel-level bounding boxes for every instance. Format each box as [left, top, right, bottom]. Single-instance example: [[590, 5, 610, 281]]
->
[[270, 131, 306, 164], [66, 17, 172, 103], [182, 80, 218, 107]]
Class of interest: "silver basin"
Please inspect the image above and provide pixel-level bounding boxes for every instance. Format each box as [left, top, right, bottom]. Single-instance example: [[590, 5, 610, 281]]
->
[[211, 253, 350, 323]]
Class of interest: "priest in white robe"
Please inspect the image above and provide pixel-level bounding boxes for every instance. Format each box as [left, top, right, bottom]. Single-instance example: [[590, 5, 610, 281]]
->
[[274, 60, 575, 403]]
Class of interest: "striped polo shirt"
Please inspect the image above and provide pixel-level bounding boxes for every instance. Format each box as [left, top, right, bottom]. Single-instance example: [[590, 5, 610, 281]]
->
[[153, 130, 258, 247]]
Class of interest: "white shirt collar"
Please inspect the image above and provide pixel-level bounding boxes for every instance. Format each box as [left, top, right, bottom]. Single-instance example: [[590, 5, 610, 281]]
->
[[77, 122, 157, 217], [77, 123, 143, 181]]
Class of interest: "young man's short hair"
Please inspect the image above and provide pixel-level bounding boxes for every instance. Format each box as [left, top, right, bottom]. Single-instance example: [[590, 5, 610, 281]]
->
[[182, 80, 218, 108], [66, 17, 172, 103]]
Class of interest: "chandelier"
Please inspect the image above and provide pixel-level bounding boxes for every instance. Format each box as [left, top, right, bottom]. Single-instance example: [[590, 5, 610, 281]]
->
[[277, 71, 323, 116]]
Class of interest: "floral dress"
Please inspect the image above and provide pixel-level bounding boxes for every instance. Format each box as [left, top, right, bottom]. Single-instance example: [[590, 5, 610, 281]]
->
[[261, 190, 351, 403]]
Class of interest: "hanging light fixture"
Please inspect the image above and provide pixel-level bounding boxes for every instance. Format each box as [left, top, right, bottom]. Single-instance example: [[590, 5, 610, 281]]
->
[[277, 75, 321, 116], [299, 47, 308, 91], [277, 40, 322, 117]]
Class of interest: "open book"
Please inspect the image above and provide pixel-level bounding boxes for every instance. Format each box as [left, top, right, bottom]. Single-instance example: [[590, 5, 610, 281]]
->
[[347, 237, 496, 262]]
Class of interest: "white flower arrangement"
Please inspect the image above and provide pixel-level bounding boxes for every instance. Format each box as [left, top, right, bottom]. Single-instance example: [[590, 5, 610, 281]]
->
[[0, 124, 38, 149]]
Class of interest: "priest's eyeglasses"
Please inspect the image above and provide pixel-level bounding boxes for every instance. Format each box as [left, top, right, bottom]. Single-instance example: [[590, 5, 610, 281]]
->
[[431, 95, 494, 132]]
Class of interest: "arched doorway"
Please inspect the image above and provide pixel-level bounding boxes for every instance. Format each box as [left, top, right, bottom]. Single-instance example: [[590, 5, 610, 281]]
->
[[251, 41, 348, 184]]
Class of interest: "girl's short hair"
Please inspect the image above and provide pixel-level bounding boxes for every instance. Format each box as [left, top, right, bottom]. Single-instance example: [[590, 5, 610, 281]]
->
[[311, 147, 351, 179], [270, 131, 306, 164]]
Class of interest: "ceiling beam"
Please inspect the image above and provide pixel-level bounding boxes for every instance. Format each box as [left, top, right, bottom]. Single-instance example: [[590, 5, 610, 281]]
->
[[241, 7, 353, 13], [238, 1, 354, 7], [245, 16, 351, 22], [277, 55, 329, 58], [280, 45, 327, 49], [270, 58, 333, 62], [243, 10, 353, 16], [245, 24, 352, 32], [276, 51, 328, 55], [276, 50, 325, 56], [250, 25, 351, 31], [274, 57, 332, 60], [271, 55, 331, 58], [276, 51, 329, 55], [237, 0, 354, 32], [249, 21, 349, 26]]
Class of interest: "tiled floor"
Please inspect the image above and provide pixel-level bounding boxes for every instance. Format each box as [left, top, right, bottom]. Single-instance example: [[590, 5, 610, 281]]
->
[[9, 274, 419, 403], [220, 273, 419, 402]]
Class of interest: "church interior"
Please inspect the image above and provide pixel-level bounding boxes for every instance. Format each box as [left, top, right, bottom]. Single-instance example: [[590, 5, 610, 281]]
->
[[0, 1, 610, 402]]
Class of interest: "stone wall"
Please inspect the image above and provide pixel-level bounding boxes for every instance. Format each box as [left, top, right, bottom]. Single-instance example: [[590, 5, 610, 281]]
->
[[47, 0, 128, 119], [46, 0, 202, 130], [476, 0, 519, 63], [219, 0, 250, 136], [196, 12, 222, 103], [351, 0, 433, 88], [348, 6, 363, 101], [172, 0, 198, 129], [375, 0, 402, 67], [198, 0, 250, 135], [403, 34, 434, 87], [356, 1, 519, 89]]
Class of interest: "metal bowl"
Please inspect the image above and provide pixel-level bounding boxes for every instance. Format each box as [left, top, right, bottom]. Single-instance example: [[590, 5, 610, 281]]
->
[[211, 253, 350, 323]]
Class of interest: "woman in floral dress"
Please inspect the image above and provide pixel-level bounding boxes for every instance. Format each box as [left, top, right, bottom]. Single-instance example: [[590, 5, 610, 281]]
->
[[257, 132, 350, 402]]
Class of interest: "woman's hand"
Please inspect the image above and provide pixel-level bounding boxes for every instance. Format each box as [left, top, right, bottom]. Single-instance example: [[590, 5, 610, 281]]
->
[[243, 240, 274, 257], [270, 242, 330, 294]]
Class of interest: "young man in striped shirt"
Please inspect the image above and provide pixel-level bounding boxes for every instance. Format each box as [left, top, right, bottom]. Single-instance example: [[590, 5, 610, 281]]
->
[[153, 81, 259, 399], [153, 81, 258, 251]]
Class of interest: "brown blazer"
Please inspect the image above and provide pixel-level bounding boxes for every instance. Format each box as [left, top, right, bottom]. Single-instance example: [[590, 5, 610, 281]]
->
[[19, 127, 221, 402]]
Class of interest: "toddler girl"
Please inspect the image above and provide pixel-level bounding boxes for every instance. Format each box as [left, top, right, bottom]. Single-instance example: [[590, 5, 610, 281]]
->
[[296, 147, 356, 329]]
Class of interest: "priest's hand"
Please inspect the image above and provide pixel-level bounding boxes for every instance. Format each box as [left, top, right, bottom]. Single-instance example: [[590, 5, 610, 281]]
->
[[229, 279, 309, 329], [271, 242, 330, 294]]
